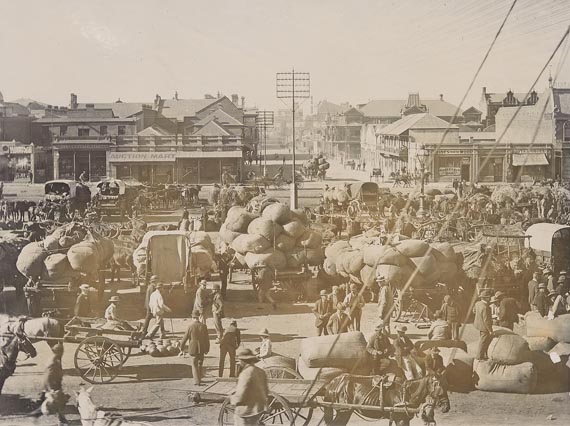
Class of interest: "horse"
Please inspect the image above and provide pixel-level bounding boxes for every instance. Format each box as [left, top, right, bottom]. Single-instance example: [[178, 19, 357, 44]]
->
[[75, 385, 152, 426], [321, 373, 450, 426], [0, 315, 63, 348], [0, 320, 37, 395]]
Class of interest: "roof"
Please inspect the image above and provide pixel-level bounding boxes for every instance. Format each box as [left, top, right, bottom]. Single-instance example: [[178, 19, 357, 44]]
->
[[194, 108, 243, 126], [192, 120, 231, 137], [0, 102, 30, 116], [463, 106, 482, 114], [35, 116, 135, 123], [160, 98, 219, 120], [485, 92, 531, 104], [359, 98, 462, 118], [138, 125, 172, 136], [525, 223, 570, 254], [553, 88, 570, 115], [316, 100, 350, 116], [378, 113, 457, 136], [76, 102, 146, 118]]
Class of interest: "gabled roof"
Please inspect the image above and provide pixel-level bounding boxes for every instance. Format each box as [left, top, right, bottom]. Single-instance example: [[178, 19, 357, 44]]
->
[[194, 108, 243, 126], [485, 92, 529, 103], [160, 98, 219, 120], [138, 125, 172, 136], [76, 102, 146, 118], [377, 113, 457, 136], [359, 98, 462, 118], [463, 106, 482, 114], [192, 120, 231, 137], [316, 100, 350, 116]]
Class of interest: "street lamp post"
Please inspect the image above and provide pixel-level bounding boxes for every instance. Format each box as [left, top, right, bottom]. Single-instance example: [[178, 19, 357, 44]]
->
[[416, 144, 430, 219]]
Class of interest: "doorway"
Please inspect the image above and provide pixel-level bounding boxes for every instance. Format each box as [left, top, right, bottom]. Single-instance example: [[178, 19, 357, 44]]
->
[[461, 164, 470, 181]]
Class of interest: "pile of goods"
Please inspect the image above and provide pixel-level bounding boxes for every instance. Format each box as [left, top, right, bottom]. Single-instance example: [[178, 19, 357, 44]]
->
[[219, 202, 325, 270], [323, 186, 351, 205], [323, 233, 461, 289], [297, 332, 370, 381], [303, 155, 330, 176], [16, 222, 114, 282], [140, 339, 181, 357], [0, 231, 30, 285]]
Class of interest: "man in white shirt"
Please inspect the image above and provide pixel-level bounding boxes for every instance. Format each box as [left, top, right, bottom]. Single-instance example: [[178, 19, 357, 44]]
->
[[256, 328, 272, 360], [146, 284, 171, 339]]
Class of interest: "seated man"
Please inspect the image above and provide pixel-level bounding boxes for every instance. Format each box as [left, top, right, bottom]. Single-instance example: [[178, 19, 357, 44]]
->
[[256, 328, 272, 360], [101, 295, 136, 331], [393, 325, 423, 380], [366, 321, 394, 375], [427, 310, 451, 341], [423, 347, 445, 375]]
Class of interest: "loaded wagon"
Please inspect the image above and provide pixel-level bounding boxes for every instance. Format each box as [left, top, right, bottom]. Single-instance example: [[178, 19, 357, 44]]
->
[[44, 180, 92, 213], [93, 178, 142, 217], [524, 223, 570, 275]]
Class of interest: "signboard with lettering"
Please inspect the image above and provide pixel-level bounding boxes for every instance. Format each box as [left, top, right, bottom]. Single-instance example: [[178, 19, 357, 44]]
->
[[108, 152, 176, 162]]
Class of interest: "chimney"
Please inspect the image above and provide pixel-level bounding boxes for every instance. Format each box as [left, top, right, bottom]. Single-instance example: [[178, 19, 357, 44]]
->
[[70, 93, 78, 109], [231, 94, 239, 105], [439, 94, 444, 101], [174, 91, 179, 100], [482, 87, 487, 96], [154, 94, 161, 110], [241, 96, 245, 108]]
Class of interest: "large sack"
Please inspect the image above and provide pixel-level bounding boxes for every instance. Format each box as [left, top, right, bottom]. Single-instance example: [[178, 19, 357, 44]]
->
[[395, 240, 430, 258], [42, 235, 60, 251], [325, 240, 351, 261], [345, 251, 364, 276], [291, 209, 310, 225], [44, 253, 73, 279], [231, 233, 271, 255], [297, 356, 347, 382], [438, 348, 474, 391], [255, 354, 296, 370], [275, 234, 296, 252], [300, 331, 369, 370], [225, 209, 257, 233], [362, 245, 388, 267], [525, 350, 570, 393], [473, 360, 537, 394], [16, 242, 49, 279], [525, 312, 570, 343], [219, 223, 242, 244], [298, 230, 322, 250], [189, 232, 214, 254], [487, 334, 530, 365], [378, 247, 410, 267], [323, 257, 337, 275], [360, 265, 377, 288], [247, 218, 283, 242], [244, 249, 286, 270], [262, 203, 292, 225], [431, 242, 456, 262], [67, 241, 101, 274], [375, 264, 404, 285], [191, 248, 214, 276], [523, 336, 556, 352], [282, 220, 306, 240], [409, 255, 437, 278]]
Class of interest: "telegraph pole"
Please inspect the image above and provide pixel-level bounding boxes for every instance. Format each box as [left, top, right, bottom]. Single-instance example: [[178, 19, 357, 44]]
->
[[276, 69, 310, 208], [256, 111, 274, 176]]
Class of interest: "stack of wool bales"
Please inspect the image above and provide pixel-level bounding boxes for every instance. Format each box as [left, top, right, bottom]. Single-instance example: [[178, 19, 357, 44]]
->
[[16, 223, 113, 282], [219, 203, 324, 270], [323, 186, 350, 205], [0, 231, 30, 284], [188, 231, 215, 276], [297, 332, 370, 381], [323, 236, 460, 289]]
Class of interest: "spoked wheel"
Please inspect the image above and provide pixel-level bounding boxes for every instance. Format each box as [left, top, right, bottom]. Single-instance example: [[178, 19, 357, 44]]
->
[[219, 392, 294, 425], [74, 336, 124, 384], [120, 346, 132, 364]]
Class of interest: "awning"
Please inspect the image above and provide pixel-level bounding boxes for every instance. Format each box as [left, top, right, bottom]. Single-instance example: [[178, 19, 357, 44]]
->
[[512, 153, 549, 166]]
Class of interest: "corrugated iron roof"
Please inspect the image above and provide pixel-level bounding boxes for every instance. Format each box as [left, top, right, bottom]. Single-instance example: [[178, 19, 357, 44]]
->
[[359, 98, 462, 118], [192, 120, 231, 137], [76, 103, 146, 118], [194, 108, 243, 126], [377, 113, 457, 135], [160, 98, 219, 120]]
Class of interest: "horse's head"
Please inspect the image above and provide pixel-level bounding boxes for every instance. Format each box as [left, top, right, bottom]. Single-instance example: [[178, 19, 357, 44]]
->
[[426, 374, 450, 414], [15, 320, 37, 359]]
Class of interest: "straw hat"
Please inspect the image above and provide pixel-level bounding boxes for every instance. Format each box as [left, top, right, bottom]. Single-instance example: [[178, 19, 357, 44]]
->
[[259, 328, 270, 337], [79, 284, 90, 291], [319, 290, 328, 296], [109, 296, 120, 302]]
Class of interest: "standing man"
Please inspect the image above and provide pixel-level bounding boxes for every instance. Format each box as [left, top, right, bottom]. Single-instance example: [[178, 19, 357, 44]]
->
[[327, 303, 349, 335], [496, 291, 521, 330], [217, 253, 230, 298], [343, 283, 365, 331], [533, 282, 549, 317], [194, 280, 212, 325], [180, 310, 210, 386], [313, 290, 332, 336], [219, 319, 241, 378], [142, 275, 159, 337], [24, 277, 42, 317], [74, 284, 91, 317], [377, 276, 394, 334], [230, 348, 269, 426], [528, 271, 540, 311], [328, 286, 343, 309], [146, 283, 171, 339], [212, 283, 225, 343], [78, 170, 87, 183], [393, 325, 422, 380], [366, 321, 394, 375], [473, 290, 494, 360], [441, 294, 461, 341], [543, 268, 555, 293]]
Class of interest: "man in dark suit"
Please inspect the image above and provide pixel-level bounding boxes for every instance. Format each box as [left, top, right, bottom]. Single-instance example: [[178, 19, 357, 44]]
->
[[473, 290, 494, 360], [313, 290, 332, 336], [366, 321, 394, 375], [527, 271, 540, 311], [219, 319, 241, 378], [180, 310, 210, 385]]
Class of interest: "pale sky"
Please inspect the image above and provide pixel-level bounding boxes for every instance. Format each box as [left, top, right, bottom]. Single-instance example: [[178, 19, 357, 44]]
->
[[1, 0, 569, 112]]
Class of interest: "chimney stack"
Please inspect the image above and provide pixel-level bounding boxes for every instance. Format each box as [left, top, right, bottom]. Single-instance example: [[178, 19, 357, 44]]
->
[[70, 93, 78, 110], [154, 94, 161, 110], [231, 94, 239, 105], [241, 96, 245, 108], [439, 94, 444, 101]]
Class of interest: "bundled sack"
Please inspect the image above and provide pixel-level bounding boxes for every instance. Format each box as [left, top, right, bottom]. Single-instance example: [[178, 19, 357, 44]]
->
[[219, 223, 242, 244], [523, 336, 556, 352], [282, 220, 306, 240], [487, 334, 530, 365], [394, 240, 430, 258], [438, 347, 474, 391], [67, 240, 109, 275], [16, 242, 49, 278], [288, 247, 325, 268], [244, 249, 287, 270], [526, 350, 570, 393], [275, 234, 296, 252], [224, 207, 258, 233], [473, 360, 537, 394], [262, 203, 291, 225], [323, 257, 337, 276], [325, 240, 351, 261], [247, 218, 283, 242], [297, 356, 347, 382], [191, 248, 214, 276], [43, 253, 74, 280], [297, 230, 323, 250], [231, 233, 271, 255], [189, 231, 214, 254], [360, 265, 377, 288], [291, 209, 310, 225], [42, 234, 61, 251], [300, 331, 369, 370], [525, 312, 570, 343]]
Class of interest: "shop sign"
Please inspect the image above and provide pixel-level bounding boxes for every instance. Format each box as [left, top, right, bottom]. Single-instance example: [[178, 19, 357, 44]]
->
[[54, 143, 110, 150], [108, 152, 176, 162], [439, 166, 461, 176]]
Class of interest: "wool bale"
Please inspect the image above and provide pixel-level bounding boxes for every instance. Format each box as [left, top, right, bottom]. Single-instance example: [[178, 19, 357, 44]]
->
[[525, 350, 570, 393], [300, 331, 369, 370], [262, 203, 292, 225], [378, 247, 409, 267], [395, 240, 430, 258], [523, 336, 556, 352], [255, 354, 296, 370], [44, 253, 73, 279], [360, 265, 376, 288], [282, 220, 306, 240], [191, 249, 214, 276], [297, 356, 347, 382], [291, 209, 310, 225], [525, 312, 570, 343], [219, 224, 242, 244], [323, 257, 337, 275], [345, 251, 364, 276], [225, 207, 258, 233], [325, 240, 351, 261], [275, 234, 296, 252], [244, 249, 286, 270], [58, 236, 76, 249], [233, 252, 246, 268], [473, 360, 537, 394], [16, 242, 49, 279], [438, 348, 474, 391], [410, 255, 437, 278], [488, 334, 530, 365], [42, 235, 60, 251], [431, 242, 456, 262], [67, 241, 101, 274], [298, 230, 323, 250], [231, 233, 271, 255], [335, 252, 349, 277], [362, 245, 388, 267], [189, 232, 214, 253], [375, 264, 403, 285], [247, 218, 283, 242]]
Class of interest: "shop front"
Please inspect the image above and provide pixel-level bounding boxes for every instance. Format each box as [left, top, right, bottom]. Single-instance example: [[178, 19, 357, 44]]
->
[[108, 152, 176, 185], [53, 141, 111, 181], [510, 152, 551, 182], [176, 151, 242, 184], [0, 142, 34, 182], [432, 148, 475, 182]]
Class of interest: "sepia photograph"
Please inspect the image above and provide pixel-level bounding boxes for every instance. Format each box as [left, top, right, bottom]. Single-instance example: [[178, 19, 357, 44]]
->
[[0, 0, 570, 424]]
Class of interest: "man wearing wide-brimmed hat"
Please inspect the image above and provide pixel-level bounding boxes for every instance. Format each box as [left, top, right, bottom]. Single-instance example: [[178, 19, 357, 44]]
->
[[142, 275, 161, 336], [343, 283, 365, 331], [313, 290, 332, 336], [377, 275, 394, 334], [424, 346, 445, 375], [230, 348, 269, 426], [533, 282, 549, 317], [219, 319, 241, 378], [495, 291, 521, 330], [212, 283, 224, 342], [194, 279, 212, 324], [473, 289, 494, 360], [74, 284, 91, 318], [327, 302, 349, 335], [366, 321, 394, 375], [393, 325, 422, 380], [256, 328, 272, 360], [180, 310, 210, 386], [146, 282, 172, 339]]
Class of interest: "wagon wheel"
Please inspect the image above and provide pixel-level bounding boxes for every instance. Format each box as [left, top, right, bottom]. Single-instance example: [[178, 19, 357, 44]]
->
[[120, 346, 132, 363], [219, 392, 294, 425], [74, 336, 124, 384], [263, 368, 314, 426]]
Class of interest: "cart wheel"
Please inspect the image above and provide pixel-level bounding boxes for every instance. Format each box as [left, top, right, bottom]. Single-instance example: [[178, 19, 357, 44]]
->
[[74, 336, 124, 384], [120, 346, 132, 363], [218, 392, 295, 425], [391, 288, 403, 321]]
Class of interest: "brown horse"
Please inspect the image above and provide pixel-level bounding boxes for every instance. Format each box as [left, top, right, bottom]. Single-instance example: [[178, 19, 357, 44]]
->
[[321, 373, 450, 426], [0, 320, 37, 395]]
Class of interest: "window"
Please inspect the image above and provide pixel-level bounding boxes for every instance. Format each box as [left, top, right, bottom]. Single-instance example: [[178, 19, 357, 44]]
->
[[100, 125, 108, 136], [78, 128, 90, 137], [59, 126, 67, 136], [118, 125, 126, 135]]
